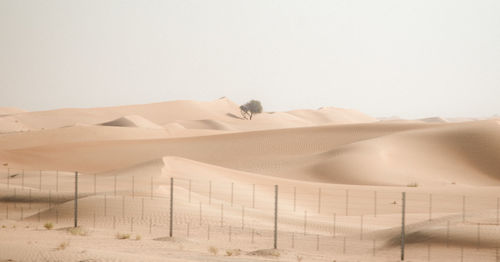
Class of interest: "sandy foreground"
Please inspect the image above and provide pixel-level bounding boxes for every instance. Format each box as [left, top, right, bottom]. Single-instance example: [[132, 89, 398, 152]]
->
[[1, 98, 500, 262]]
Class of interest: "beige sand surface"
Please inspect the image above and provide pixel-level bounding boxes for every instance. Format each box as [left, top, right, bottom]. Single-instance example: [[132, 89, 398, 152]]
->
[[1, 98, 499, 262]]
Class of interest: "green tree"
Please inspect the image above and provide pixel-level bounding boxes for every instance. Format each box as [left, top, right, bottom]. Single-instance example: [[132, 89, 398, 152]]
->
[[240, 100, 263, 120]]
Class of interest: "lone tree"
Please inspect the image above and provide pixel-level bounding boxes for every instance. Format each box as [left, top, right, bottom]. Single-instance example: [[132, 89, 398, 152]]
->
[[240, 100, 263, 120]]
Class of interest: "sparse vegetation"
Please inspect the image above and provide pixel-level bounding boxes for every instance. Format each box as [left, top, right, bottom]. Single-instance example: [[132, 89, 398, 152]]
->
[[67, 227, 88, 236], [407, 182, 418, 187], [240, 100, 263, 120], [135, 234, 142, 241], [44, 222, 54, 230], [247, 249, 280, 257], [56, 241, 70, 250], [115, 232, 131, 240], [225, 249, 241, 256], [208, 246, 218, 255]]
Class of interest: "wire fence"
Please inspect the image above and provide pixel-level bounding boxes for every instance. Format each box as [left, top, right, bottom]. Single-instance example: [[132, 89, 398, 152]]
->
[[1, 167, 500, 261]]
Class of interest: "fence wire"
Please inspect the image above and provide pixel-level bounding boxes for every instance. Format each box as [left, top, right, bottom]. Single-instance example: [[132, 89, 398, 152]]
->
[[1, 167, 500, 261]]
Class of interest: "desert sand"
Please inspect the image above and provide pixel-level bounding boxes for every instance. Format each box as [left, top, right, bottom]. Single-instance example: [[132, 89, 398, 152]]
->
[[1, 98, 500, 262]]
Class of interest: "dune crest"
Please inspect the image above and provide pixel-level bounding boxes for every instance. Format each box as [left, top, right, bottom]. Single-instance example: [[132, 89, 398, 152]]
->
[[99, 115, 163, 129], [0, 107, 26, 115]]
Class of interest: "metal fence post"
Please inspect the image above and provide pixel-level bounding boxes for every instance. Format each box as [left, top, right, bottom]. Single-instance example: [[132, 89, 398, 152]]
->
[[274, 184, 278, 249], [74, 171, 78, 228], [169, 177, 174, 238], [401, 192, 406, 261]]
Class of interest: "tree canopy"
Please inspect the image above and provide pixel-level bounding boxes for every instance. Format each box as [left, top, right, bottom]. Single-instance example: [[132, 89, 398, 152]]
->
[[240, 100, 262, 120]]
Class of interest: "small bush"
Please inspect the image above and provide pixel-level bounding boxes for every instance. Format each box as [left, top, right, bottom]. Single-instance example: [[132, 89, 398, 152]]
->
[[44, 222, 54, 230], [407, 182, 418, 187], [296, 255, 303, 262], [247, 249, 280, 257], [208, 246, 218, 255], [225, 249, 241, 256], [1, 225, 5, 228], [135, 234, 142, 241], [67, 227, 88, 236], [56, 241, 69, 250], [115, 233, 130, 240]]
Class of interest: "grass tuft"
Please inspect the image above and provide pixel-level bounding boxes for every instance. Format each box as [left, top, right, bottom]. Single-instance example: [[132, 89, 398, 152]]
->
[[406, 182, 418, 187], [225, 249, 241, 256], [44, 222, 54, 230], [208, 246, 218, 256], [56, 241, 70, 250], [67, 227, 88, 236], [115, 233, 131, 240]]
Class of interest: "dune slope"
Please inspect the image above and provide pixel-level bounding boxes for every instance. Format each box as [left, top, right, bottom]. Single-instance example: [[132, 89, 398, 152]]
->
[[3, 121, 500, 187]]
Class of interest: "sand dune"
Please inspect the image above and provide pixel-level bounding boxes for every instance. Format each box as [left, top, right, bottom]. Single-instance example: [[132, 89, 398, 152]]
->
[[0, 121, 428, 173], [0, 107, 26, 115], [0, 125, 171, 150], [5, 121, 500, 187], [100, 115, 164, 129], [419, 117, 448, 123], [1, 98, 240, 131], [0, 116, 30, 134], [2, 98, 376, 133], [1, 99, 500, 262], [176, 119, 236, 131]]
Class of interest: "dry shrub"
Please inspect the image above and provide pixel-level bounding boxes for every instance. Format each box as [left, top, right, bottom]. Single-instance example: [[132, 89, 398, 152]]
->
[[135, 234, 142, 241], [67, 227, 88, 236], [225, 249, 241, 256], [115, 233, 130, 240], [247, 249, 280, 257], [56, 241, 70, 250], [208, 246, 218, 255], [44, 222, 53, 230]]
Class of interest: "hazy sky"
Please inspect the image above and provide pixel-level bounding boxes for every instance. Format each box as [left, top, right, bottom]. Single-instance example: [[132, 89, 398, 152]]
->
[[1, 0, 499, 118]]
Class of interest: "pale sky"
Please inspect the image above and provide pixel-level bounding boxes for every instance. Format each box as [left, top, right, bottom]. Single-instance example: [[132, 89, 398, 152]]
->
[[0, 0, 499, 118]]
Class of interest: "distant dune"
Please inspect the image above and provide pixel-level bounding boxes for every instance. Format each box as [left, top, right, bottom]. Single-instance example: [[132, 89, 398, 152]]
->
[[100, 115, 164, 129], [0, 106, 26, 115], [418, 117, 448, 123], [0, 98, 376, 133]]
